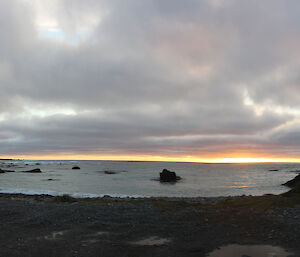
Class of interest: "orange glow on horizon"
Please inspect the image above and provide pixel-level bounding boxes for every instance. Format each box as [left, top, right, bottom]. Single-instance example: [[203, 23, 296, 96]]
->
[[2, 154, 300, 163]]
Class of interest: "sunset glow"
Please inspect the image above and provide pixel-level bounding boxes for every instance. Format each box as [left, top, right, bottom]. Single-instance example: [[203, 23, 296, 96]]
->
[[3, 154, 300, 164]]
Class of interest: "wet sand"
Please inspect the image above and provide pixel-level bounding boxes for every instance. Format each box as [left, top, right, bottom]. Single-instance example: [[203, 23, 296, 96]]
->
[[0, 193, 300, 257]]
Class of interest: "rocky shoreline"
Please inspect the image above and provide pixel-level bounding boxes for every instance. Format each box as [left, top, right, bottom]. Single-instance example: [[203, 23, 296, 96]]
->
[[0, 189, 300, 257]]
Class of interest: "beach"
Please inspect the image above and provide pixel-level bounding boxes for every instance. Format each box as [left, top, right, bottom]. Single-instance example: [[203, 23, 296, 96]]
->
[[1, 193, 300, 257]]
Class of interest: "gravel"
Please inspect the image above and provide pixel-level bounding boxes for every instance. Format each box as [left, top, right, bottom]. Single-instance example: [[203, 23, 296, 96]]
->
[[0, 193, 299, 257]]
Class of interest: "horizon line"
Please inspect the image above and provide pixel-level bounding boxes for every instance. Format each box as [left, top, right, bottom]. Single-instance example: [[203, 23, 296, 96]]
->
[[2, 158, 300, 164]]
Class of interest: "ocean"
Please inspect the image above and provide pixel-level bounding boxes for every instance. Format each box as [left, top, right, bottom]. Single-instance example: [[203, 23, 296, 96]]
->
[[0, 160, 299, 198]]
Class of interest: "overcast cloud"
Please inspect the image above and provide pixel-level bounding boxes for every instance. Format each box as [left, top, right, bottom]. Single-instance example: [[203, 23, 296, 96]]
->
[[1, 0, 300, 160]]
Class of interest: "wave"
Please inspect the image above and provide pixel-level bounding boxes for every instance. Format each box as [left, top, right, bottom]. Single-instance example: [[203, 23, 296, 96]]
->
[[0, 188, 147, 199]]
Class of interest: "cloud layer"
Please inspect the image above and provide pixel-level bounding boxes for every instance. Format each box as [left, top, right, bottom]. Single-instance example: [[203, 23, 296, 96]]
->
[[1, 0, 300, 160]]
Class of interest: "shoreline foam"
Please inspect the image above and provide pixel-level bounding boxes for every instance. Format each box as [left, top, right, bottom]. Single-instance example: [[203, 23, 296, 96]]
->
[[0, 188, 147, 199]]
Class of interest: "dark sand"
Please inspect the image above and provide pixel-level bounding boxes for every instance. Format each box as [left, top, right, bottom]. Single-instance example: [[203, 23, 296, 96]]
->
[[0, 193, 300, 257]]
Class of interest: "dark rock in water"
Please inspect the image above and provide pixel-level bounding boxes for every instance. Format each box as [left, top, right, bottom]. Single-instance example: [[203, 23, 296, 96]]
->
[[269, 169, 279, 171], [22, 168, 42, 173], [6, 164, 17, 168], [42, 178, 59, 181], [0, 169, 5, 173], [1, 169, 15, 172], [282, 174, 300, 188], [289, 170, 300, 173], [72, 166, 80, 170], [35, 163, 41, 165], [159, 169, 181, 182], [104, 170, 117, 175]]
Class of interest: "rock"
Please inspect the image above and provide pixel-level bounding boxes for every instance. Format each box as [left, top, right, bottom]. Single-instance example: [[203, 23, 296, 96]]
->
[[159, 169, 181, 182], [104, 170, 117, 175], [288, 170, 300, 174], [269, 169, 279, 171], [1, 169, 15, 172], [0, 169, 5, 173], [22, 168, 42, 173], [35, 163, 41, 165], [42, 178, 58, 181], [72, 166, 80, 170], [282, 174, 300, 188], [283, 183, 300, 196], [6, 164, 17, 168], [282, 174, 300, 196]]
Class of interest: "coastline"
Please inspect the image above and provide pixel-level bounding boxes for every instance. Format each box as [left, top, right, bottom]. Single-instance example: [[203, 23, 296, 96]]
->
[[0, 191, 229, 203], [0, 191, 300, 256]]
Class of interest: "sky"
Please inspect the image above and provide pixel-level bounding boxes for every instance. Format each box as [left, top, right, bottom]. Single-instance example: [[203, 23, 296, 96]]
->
[[1, 0, 300, 162]]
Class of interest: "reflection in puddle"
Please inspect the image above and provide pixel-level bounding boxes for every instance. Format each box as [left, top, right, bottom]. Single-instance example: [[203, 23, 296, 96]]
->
[[207, 244, 292, 257], [131, 236, 171, 246]]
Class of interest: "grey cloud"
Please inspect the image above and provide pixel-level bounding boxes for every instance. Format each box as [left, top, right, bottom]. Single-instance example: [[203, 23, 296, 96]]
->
[[0, 0, 300, 158]]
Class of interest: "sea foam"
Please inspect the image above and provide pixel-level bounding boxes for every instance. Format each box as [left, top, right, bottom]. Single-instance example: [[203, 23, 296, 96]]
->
[[0, 188, 146, 199]]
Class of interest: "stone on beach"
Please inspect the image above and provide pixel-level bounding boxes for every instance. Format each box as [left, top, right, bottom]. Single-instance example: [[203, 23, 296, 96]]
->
[[72, 166, 80, 170], [159, 169, 181, 182]]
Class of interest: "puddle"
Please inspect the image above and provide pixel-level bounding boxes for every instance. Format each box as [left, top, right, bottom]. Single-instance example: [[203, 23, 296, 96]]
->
[[44, 231, 67, 240], [81, 231, 111, 246], [131, 236, 171, 246], [93, 231, 110, 236], [83, 231, 110, 238], [207, 244, 292, 257], [81, 232, 111, 246], [82, 239, 101, 245]]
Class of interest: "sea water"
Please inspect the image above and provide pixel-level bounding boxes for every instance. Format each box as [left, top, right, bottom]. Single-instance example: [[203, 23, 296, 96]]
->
[[0, 160, 299, 198]]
